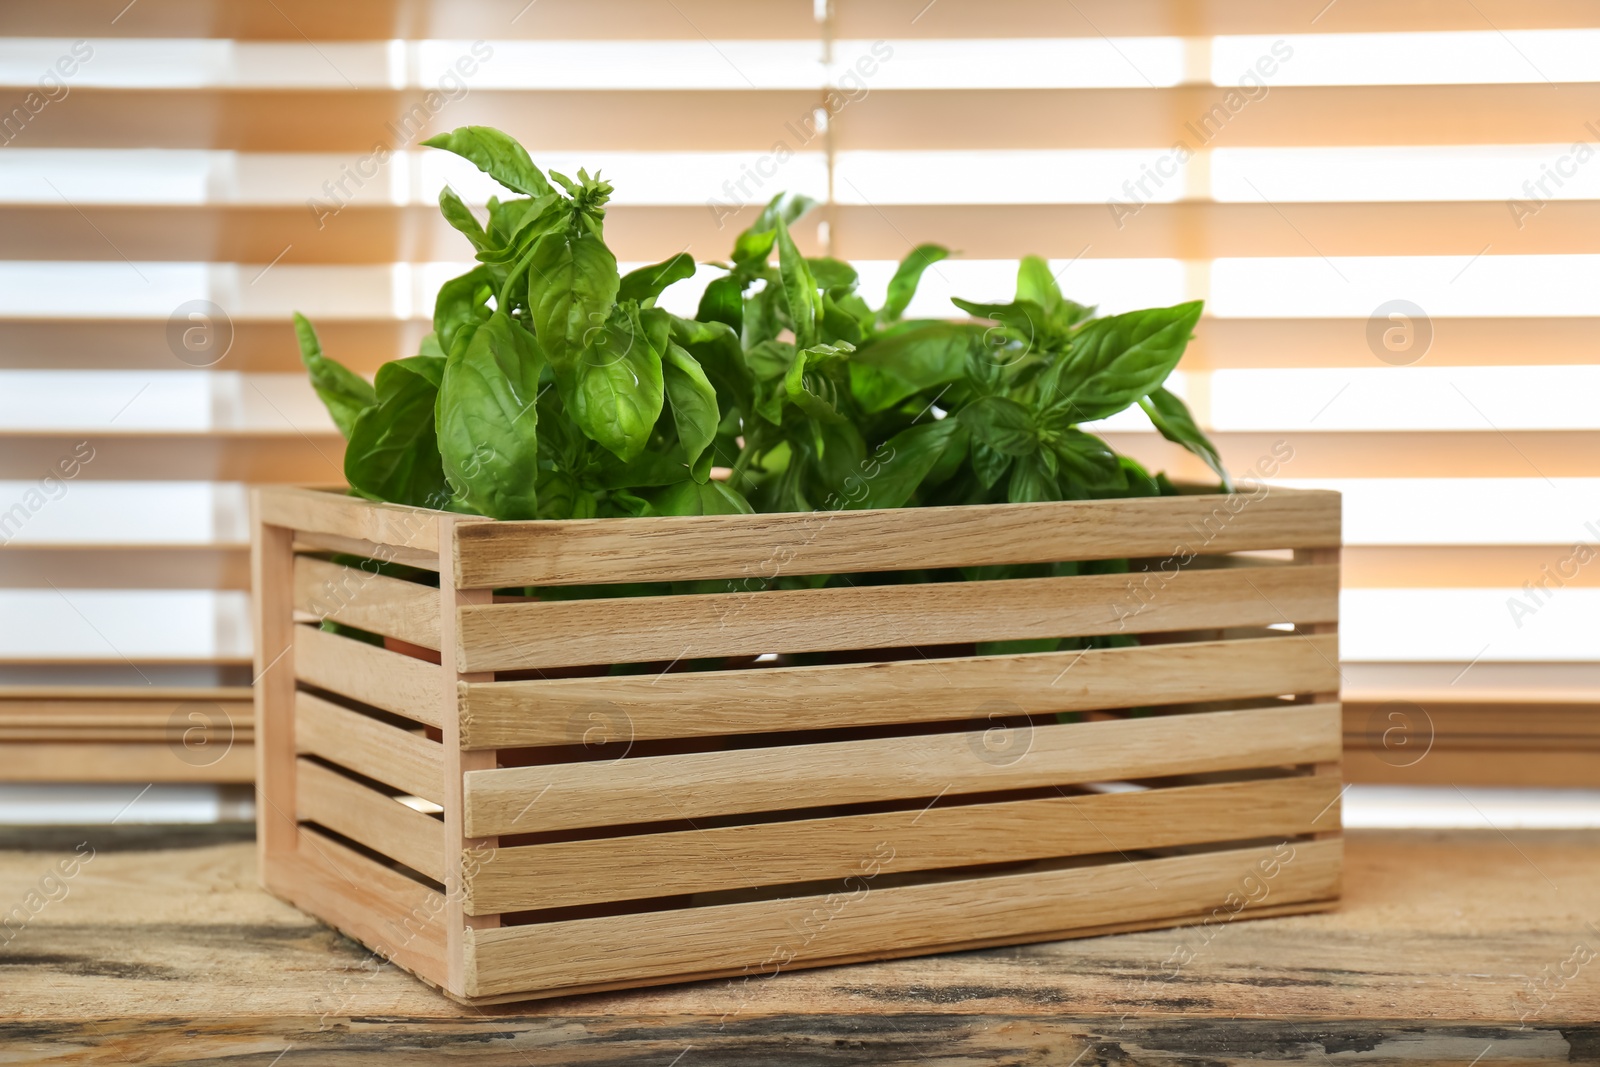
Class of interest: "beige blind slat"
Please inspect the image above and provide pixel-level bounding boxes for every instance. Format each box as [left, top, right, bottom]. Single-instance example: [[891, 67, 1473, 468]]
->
[[2, 1, 1596, 784]]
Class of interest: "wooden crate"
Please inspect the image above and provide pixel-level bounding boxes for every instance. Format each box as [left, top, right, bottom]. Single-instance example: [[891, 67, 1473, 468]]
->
[[253, 484, 1345, 1004]]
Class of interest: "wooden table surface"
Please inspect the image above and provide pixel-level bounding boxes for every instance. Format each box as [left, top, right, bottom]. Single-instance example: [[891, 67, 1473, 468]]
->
[[1, 824, 1597, 1065]]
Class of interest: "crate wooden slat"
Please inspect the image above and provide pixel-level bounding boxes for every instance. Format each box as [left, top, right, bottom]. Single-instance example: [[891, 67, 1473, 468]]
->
[[292, 556, 442, 650], [295, 757, 446, 883], [452, 492, 1340, 586], [293, 624, 442, 728], [462, 702, 1341, 837], [464, 775, 1342, 914], [254, 485, 1343, 1004], [456, 564, 1339, 672], [465, 840, 1344, 1000], [457, 633, 1342, 748], [294, 691, 444, 806]]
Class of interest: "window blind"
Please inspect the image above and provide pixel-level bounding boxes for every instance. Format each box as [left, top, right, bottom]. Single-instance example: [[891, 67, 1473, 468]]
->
[[2, 0, 1596, 788]]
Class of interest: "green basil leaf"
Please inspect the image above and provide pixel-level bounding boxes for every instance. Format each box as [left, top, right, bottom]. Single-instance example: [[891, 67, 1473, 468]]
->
[[950, 296, 1056, 354], [956, 395, 1037, 456], [435, 311, 543, 519], [1051, 428, 1127, 492], [774, 218, 819, 350], [527, 229, 619, 373], [571, 305, 665, 462], [848, 322, 980, 413], [745, 339, 795, 383], [843, 419, 960, 511], [970, 440, 1012, 490], [1015, 255, 1095, 330], [592, 450, 691, 490], [438, 187, 491, 253], [742, 283, 783, 348], [1049, 300, 1203, 422], [820, 291, 865, 346], [883, 244, 949, 322], [1008, 452, 1060, 503], [649, 479, 755, 516], [422, 126, 556, 198], [1139, 386, 1233, 490], [696, 274, 745, 333], [806, 257, 858, 291], [344, 356, 448, 508], [618, 252, 697, 306], [731, 192, 816, 266], [663, 342, 720, 474], [476, 194, 565, 268], [432, 266, 495, 355], [671, 315, 751, 416], [923, 421, 969, 486], [294, 312, 375, 440], [813, 420, 868, 503], [783, 341, 853, 424]]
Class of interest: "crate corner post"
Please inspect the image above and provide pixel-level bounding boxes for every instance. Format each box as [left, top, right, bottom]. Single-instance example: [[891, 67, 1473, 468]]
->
[[251, 486, 299, 891], [439, 513, 498, 1000]]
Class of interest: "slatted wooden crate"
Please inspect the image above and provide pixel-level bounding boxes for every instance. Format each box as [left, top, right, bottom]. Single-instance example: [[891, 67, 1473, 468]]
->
[[253, 484, 1344, 1004]]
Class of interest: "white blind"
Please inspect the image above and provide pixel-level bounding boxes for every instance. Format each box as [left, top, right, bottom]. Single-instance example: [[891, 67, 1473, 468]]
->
[[2, 0, 1597, 786]]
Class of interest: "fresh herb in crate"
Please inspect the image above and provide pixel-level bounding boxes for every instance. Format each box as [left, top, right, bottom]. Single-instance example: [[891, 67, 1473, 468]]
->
[[295, 125, 1228, 521]]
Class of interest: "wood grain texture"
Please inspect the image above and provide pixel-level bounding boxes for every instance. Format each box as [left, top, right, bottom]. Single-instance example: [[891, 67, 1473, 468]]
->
[[293, 624, 442, 728], [294, 758, 446, 883], [458, 634, 1340, 748], [268, 826, 451, 993], [452, 490, 1341, 587], [437, 515, 500, 995], [463, 703, 1342, 836], [294, 691, 443, 806], [0, 741, 254, 783], [456, 564, 1341, 672], [464, 775, 1341, 914], [292, 529, 440, 570], [1344, 746, 1600, 788], [258, 486, 445, 555], [5, 826, 1593, 1062], [465, 840, 1343, 998], [292, 555, 442, 650], [252, 498, 297, 867]]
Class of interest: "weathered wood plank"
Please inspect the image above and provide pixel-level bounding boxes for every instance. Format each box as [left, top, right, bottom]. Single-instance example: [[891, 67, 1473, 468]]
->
[[456, 564, 1341, 672], [453, 489, 1341, 586], [462, 703, 1342, 836], [458, 634, 1340, 748], [1, 827, 1596, 1062]]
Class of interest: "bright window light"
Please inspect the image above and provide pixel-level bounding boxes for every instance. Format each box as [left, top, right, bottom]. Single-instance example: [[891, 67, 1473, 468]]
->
[[1215, 30, 1600, 85]]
